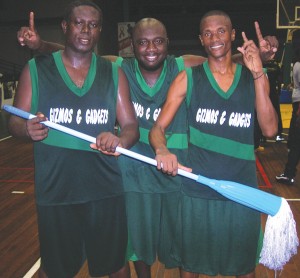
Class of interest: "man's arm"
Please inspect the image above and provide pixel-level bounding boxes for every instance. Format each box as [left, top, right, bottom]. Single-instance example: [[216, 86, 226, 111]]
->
[[149, 70, 188, 176], [8, 63, 49, 141], [116, 67, 139, 149], [182, 55, 207, 68], [237, 32, 278, 138], [91, 67, 139, 155], [17, 12, 64, 53]]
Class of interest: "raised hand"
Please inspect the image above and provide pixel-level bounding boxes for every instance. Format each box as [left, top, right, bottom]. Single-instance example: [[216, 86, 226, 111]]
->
[[254, 21, 278, 61], [17, 12, 42, 50], [237, 32, 263, 75]]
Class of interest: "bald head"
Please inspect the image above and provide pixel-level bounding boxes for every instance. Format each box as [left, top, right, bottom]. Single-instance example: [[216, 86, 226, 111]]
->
[[132, 18, 167, 40], [130, 17, 169, 72]]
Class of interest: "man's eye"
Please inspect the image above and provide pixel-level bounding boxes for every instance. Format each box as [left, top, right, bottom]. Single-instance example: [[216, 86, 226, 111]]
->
[[139, 41, 148, 46], [154, 39, 163, 45], [89, 23, 98, 28]]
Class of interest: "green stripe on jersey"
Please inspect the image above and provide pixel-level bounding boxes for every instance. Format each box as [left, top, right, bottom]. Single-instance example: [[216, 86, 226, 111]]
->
[[42, 129, 96, 152], [189, 126, 254, 161], [139, 127, 188, 149]]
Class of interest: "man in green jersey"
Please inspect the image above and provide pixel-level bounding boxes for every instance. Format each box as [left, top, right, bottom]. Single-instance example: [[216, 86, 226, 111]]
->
[[9, 1, 138, 277], [149, 10, 277, 278]]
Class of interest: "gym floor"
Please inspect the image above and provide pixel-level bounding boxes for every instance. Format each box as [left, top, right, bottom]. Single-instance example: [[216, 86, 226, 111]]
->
[[0, 108, 299, 278]]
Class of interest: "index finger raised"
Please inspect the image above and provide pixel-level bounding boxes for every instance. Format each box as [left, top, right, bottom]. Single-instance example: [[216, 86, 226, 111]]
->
[[29, 12, 35, 31], [241, 32, 249, 43], [254, 21, 264, 42]]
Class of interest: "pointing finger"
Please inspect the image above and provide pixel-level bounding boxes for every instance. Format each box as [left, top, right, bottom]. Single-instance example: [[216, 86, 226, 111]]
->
[[254, 21, 263, 42], [242, 32, 248, 42], [29, 11, 35, 31]]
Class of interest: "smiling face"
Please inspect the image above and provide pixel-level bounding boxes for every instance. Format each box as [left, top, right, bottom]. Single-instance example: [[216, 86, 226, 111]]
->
[[62, 5, 102, 54], [131, 18, 169, 72], [199, 13, 235, 59]]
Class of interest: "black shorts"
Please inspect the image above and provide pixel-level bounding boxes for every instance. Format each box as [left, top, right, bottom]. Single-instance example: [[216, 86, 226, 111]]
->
[[37, 196, 127, 278]]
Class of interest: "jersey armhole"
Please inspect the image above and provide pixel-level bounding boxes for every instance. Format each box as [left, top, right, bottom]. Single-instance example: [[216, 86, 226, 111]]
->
[[175, 56, 185, 71], [112, 62, 119, 102], [185, 68, 193, 106], [28, 59, 39, 114]]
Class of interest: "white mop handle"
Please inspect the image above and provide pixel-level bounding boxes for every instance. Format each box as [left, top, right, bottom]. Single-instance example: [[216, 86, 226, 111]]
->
[[3, 105, 198, 180]]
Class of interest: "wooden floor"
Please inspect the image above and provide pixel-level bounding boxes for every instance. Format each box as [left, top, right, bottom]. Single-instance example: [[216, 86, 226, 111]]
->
[[0, 109, 300, 278]]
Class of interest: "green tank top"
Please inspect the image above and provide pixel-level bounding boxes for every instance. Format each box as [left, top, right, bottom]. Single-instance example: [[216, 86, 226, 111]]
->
[[29, 51, 123, 205], [117, 56, 188, 193], [184, 61, 257, 199]]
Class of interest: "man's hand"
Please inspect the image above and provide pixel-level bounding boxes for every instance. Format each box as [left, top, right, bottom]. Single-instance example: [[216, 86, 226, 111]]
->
[[255, 21, 279, 62], [17, 12, 42, 50], [237, 32, 263, 74], [90, 132, 121, 156], [26, 113, 49, 141]]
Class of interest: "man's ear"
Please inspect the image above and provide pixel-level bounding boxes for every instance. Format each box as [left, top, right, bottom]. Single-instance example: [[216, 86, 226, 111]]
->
[[61, 21, 67, 33], [231, 29, 236, 41], [130, 39, 134, 51], [199, 35, 204, 46]]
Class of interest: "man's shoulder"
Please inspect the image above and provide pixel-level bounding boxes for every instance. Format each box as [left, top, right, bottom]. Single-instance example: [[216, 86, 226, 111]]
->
[[33, 52, 53, 61]]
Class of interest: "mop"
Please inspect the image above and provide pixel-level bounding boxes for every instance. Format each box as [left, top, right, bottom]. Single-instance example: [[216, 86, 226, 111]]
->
[[3, 104, 299, 271]]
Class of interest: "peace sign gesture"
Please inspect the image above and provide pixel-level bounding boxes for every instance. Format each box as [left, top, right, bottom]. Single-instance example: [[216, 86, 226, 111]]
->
[[17, 12, 42, 50], [254, 21, 278, 61]]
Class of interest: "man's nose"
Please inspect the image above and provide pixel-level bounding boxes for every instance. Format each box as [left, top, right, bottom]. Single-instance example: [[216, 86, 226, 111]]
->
[[81, 23, 90, 33], [146, 41, 157, 51]]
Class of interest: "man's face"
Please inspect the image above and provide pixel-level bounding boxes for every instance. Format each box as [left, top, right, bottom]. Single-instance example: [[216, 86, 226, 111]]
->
[[62, 5, 102, 54], [132, 21, 168, 71], [199, 15, 235, 59]]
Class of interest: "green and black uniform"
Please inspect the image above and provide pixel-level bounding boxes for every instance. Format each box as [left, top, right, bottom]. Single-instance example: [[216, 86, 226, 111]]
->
[[117, 56, 188, 267], [29, 51, 127, 277], [171, 61, 261, 275]]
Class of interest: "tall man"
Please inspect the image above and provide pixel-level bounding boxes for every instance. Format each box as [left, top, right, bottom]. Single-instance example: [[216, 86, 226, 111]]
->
[[9, 1, 138, 277], [149, 10, 277, 278]]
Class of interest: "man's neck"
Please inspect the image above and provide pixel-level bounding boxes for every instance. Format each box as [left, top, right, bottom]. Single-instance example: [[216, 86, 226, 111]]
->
[[62, 49, 93, 69], [139, 66, 163, 88], [208, 55, 233, 75]]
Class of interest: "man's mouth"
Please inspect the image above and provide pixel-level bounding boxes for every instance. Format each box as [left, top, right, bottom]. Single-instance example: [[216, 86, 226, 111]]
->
[[210, 43, 224, 50], [145, 55, 158, 62], [79, 38, 90, 44]]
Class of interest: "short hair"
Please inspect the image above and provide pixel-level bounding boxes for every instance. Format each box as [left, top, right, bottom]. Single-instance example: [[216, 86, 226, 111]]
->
[[63, 0, 103, 26], [200, 10, 232, 33]]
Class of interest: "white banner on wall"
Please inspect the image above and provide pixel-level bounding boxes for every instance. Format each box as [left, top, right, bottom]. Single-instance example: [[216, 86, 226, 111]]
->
[[118, 22, 135, 58]]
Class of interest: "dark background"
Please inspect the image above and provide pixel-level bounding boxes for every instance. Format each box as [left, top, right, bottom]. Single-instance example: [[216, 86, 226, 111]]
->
[[0, 0, 299, 81]]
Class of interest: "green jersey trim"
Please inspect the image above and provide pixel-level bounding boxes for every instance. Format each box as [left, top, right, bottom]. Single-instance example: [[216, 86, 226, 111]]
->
[[115, 56, 123, 67], [203, 61, 242, 99], [42, 129, 96, 152], [134, 59, 167, 97], [186, 68, 193, 106], [53, 51, 97, 97], [139, 127, 188, 149], [29, 59, 39, 114], [112, 62, 119, 102], [175, 56, 185, 71], [189, 126, 255, 161]]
